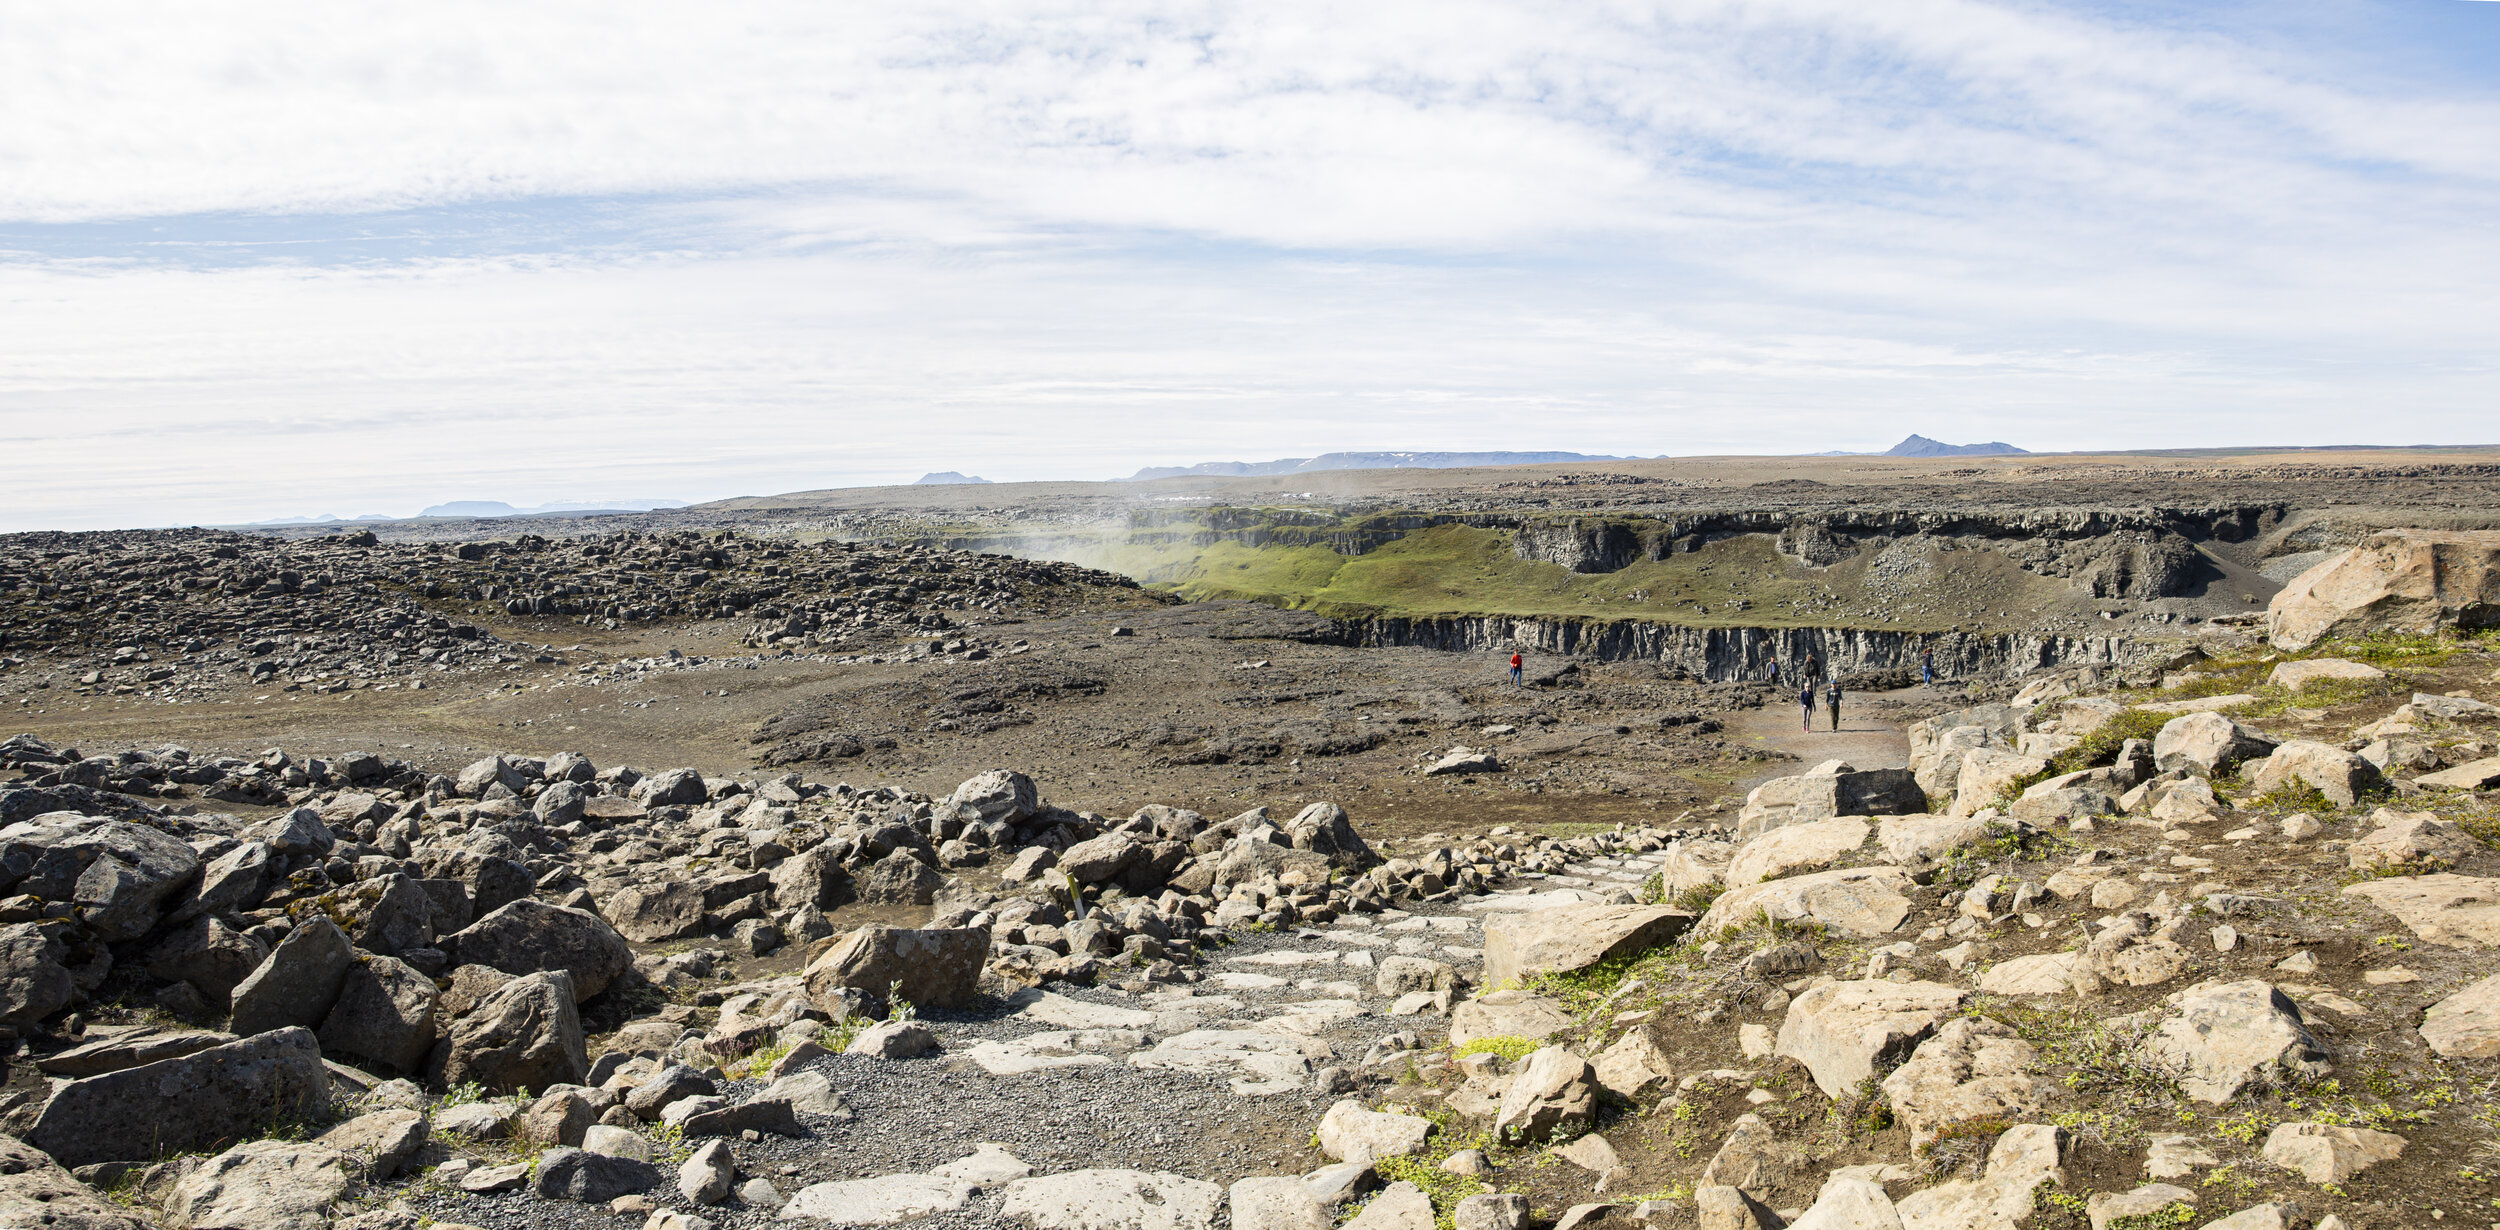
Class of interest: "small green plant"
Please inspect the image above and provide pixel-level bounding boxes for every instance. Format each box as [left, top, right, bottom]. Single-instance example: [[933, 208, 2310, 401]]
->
[[727, 1039, 793, 1080], [1452, 1035, 1539, 1063], [2215, 1109, 2278, 1144], [437, 1081, 488, 1110], [886, 980, 918, 1023], [2107, 1201, 2198, 1230], [1672, 880, 1724, 913]]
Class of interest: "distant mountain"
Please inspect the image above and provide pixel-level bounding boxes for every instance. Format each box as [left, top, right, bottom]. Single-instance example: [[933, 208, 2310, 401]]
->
[[1123, 451, 1633, 481], [913, 472, 992, 485], [1883, 435, 2029, 458], [416, 498, 688, 518]]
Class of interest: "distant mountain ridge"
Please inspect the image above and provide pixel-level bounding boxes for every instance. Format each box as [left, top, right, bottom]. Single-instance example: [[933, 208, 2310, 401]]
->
[[416, 498, 689, 518], [913, 472, 993, 485], [1124, 450, 1632, 481], [1884, 435, 2028, 458]]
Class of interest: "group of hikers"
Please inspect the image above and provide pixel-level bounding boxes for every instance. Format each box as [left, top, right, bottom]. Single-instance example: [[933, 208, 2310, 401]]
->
[[1505, 647, 1941, 735]]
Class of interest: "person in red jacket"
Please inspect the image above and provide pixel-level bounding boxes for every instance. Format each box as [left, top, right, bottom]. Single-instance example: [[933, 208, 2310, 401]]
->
[[1508, 652, 1524, 686]]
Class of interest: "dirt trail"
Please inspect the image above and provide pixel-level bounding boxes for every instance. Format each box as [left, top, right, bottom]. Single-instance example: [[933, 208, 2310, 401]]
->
[[1721, 685, 1930, 788]]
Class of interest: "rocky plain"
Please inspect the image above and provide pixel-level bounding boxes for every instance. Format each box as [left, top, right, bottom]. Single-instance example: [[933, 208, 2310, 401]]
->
[[0, 450, 2498, 1230]]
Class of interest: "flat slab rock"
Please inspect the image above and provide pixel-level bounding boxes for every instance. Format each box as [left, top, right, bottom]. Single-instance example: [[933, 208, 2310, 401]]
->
[[998, 1168, 1225, 1230], [2341, 874, 2500, 948], [778, 1173, 978, 1224], [1697, 866, 1915, 940]]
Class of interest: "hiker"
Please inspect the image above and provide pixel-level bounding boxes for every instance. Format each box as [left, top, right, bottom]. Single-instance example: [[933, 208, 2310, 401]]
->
[[1922, 649, 1934, 687], [1799, 680, 1816, 732], [1767, 659, 1781, 685], [1807, 655, 1825, 685], [1828, 679, 1844, 731], [1508, 652, 1523, 686]]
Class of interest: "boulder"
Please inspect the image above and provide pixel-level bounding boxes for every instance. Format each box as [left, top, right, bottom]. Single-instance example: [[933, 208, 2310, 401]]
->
[[315, 1107, 428, 1180], [1736, 763, 1924, 837], [1481, 904, 1693, 989], [803, 926, 989, 1014], [1448, 990, 1572, 1047], [1978, 951, 2100, 997], [533, 1145, 661, 1202], [769, 844, 856, 912], [0, 817, 201, 942], [431, 969, 587, 1093], [1592, 1029, 1674, 1100], [2267, 530, 2500, 651], [1057, 833, 1144, 884], [1699, 1112, 1794, 1191], [2198, 1205, 2303, 1230], [1696, 866, 1915, 939], [634, 768, 707, 808], [2245, 741, 2380, 807], [1493, 1046, 1597, 1143], [0, 1134, 151, 1229], [1695, 1184, 1787, 1230], [1343, 1181, 1435, 1230], [1879, 1018, 2047, 1148], [35, 1027, 234, 1077], [1283, 803, 1374, 867], [145, 916, 269, 1007], [1950, 749, 2050, 817], [602, 882, 706, 943], [944, 770, 1039, 823], [2084, 1185, 2195, 1230], [446, 901, 632, 1001], [308, 872, 435, 957], [163, 1140, 351, 1230], [679, 1095, 800, 1138], [2144, 980, 2330, 1104], [1454, 1193, 1531, 1230], [845, 1020, 938, 1059], [1424, 747, 1501, 776], [517, 1089, 596, 1147], [318, 954, 438, 1073], [167, 839, 271, 923], [2419, 973, 2500, 1057], [1788, 1175, 1902, 1230], [680, 1138, 737, 1205], [1874, 815, 1990, 869], [2260, 1122, 2404, 1184], [1232, 1175, 1331, 1230], [998, 1169, 1224, 1230], [1776, 979, 1967, 1097], [25, 1027, 329, 1168], [1725, 817, 1870, 886], [1317, 1100, 1435, 1163], [2342, 873, 2500, 947], [0, 921, 74, 1027], [2346, 809, 2479, 873], [2153, 712, 2277, 776], [228, 917, 354, 1036], [854, 850, 945, 905], [1892, 1123, 2065, 1230], [1658, 839, 1734, 897], [781, 1173, 978, 1224]]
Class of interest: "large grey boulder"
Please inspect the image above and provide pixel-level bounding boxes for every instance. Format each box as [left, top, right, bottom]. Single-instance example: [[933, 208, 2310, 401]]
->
[[0, 817, 200, 942], [25, 1027, 329, 1168], [943, 770, 1039, 823], [1494, 1046, 1598, 1143], [1879, 1017, 2047, 1148], [445, 901, 631, 1001], [1481, 904, 1692, 989], [602, 881, 706, 943], [308, 872, 434, 956], [2261, 1122, 2405, 1184], [1950, 748, 2051, 817], [1787, 1175, 1902, 1230], [2153, 712, 2277, 776], [35, 1027, 234, 1077], [533, 1145, 661, 1202], [1697, 866, 1915, 939], [782, 1174, 979, 1224], [768, 844, 856, 912], [1776, 979, 1968, 1097], [0, 922, 74, 1027], [2144, 980, 2331, 1104], [1725, 818, 1870, 886], [431, 969, 587, 1093], [315, 1107, 429, 1180], [145, 916, 269, 1007], [1892, 1123, 2065, 1230], [803, 926, 988, 1014], [1231, 1175, 1331, 1230], [164, 1140, 351, 1230], [0, 1133, 151, 1229], [166, 839, 271, 923], [2267, 530, 2500, 651], [2246, 741, 2380, 807], [318, 954, 438, 1073], [1283, 803, 1374, 867], [854, 850, 944, 905], [633, 768, 708, 808], [229, 917, 354, 1036], [1316, 1100, 1435, 1163]]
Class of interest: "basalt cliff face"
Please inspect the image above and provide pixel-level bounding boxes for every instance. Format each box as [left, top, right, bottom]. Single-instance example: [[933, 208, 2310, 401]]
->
[[1321, 613, 2141, 681]]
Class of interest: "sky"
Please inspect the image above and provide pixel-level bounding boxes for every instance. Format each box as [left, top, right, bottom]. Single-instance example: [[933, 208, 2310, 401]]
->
[[3, 0, 2497, 530]]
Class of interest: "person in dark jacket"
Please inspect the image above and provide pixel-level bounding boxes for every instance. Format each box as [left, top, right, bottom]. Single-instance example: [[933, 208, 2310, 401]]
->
[[1799, 681, 1816, 733], [1827, 680, 1844, 731]]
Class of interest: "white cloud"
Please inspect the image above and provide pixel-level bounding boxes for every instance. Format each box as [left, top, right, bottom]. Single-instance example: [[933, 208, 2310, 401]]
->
[[0, 0, 2495, 528]]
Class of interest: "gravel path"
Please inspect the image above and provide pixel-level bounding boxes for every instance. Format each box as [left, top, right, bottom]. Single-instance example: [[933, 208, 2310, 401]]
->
[[396, 886, 1686, 1229]]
